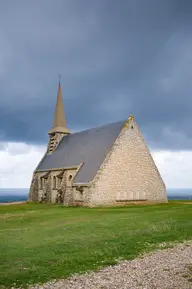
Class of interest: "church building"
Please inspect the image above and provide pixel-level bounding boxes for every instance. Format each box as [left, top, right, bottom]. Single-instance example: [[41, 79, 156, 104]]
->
[[29, 82, 167, 206]]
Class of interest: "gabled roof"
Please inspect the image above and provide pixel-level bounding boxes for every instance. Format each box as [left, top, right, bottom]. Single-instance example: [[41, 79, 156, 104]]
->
[[36, 120, 125, 183]]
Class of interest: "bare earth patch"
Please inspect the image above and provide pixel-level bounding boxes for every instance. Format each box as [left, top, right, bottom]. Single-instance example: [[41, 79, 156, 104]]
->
[[28, 241, 192, 289]]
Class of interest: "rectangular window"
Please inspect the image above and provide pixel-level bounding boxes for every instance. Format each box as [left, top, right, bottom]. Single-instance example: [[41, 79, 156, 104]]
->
[[53, 176, 57, 189], [40, 177, 43, 190], [58, 178, 62, 186]]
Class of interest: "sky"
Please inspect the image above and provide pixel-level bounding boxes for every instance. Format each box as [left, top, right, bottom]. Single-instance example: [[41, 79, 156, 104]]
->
[[0, 0, 192, 188]]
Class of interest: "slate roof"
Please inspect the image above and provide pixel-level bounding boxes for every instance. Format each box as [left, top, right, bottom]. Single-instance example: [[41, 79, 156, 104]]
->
[[36, 120, 125, 184]]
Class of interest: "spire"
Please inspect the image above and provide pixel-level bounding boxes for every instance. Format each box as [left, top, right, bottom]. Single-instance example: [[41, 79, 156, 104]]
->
[[48, 81, 70, 135]]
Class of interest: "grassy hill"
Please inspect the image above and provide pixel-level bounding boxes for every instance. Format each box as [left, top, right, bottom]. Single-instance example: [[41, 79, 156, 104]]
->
[[0, 202, 192, 288]]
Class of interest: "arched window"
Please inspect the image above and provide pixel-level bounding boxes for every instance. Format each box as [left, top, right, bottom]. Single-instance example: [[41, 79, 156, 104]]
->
[[53, 176, 56, 189], [69, 175, 73, 181]]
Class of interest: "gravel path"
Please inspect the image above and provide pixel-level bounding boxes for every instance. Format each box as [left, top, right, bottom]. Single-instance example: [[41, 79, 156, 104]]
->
[[30, 241, 192, 289]]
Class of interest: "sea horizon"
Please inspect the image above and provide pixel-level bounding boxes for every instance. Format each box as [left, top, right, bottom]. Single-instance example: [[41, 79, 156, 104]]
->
[[0, 188, 192, 203]]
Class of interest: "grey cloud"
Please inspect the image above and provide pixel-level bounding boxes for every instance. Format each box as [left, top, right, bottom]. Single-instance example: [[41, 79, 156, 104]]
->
[[0, 142, 7, 151], [0, 0, 192, 149]]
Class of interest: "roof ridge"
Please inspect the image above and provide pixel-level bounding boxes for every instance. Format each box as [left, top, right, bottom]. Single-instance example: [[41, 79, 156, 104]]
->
[[67, 119, 126, 137]]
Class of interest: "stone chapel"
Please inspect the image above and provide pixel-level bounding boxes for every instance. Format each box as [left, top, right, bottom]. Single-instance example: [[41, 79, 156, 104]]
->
[[29, 81, 167, 206]]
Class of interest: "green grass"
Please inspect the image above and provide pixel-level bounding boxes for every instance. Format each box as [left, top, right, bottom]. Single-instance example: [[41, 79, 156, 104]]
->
[[0, 201, 192, 288]]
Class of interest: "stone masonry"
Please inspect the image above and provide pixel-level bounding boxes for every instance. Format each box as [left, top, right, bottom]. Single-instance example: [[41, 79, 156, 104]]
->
[[88, 116, 167, 207], [47, 133, 65, 154], [29, 173, 38, 202], [29, 168, 78, 205]]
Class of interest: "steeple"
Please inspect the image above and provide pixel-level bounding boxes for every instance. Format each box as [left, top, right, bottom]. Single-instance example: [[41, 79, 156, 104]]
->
[[48, 81, 70, 135]]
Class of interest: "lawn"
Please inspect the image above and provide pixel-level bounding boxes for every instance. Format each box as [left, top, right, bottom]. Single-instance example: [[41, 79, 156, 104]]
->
[[0, 202, 192, 288]]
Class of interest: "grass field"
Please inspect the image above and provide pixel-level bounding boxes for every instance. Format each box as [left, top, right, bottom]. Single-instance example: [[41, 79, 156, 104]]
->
[[0, 202, 192, 288]]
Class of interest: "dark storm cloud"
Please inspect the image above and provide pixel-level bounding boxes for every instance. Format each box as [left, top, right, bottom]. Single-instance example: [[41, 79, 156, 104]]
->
[[0, 0, 192, 149]]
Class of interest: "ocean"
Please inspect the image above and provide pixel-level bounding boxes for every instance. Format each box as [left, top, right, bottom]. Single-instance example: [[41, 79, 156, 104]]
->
[[0, 188, 29, 203], [0, 188, 191, 203]]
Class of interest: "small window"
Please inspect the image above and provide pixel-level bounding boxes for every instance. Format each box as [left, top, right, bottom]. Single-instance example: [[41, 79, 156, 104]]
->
[[131, 126, 134, 129], [69, 175, 73, 181], [58, 177, 62, 186], [40, 177, 43, 190], [53, 176, 56, 189]]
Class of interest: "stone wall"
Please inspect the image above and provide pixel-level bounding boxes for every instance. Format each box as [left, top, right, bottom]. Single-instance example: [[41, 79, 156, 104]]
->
[[51, 169, 76, 205], [73, 186, 90, 206], [28, 173, 39, 202], [36, 172, 47, 201], [29, 168, 78, 204], [55, 171, 66, 204], [51, 170, 62, 203], [40, 173, 52, 203], [89, 117, 167, 207], [63, 169, 77, 206]]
